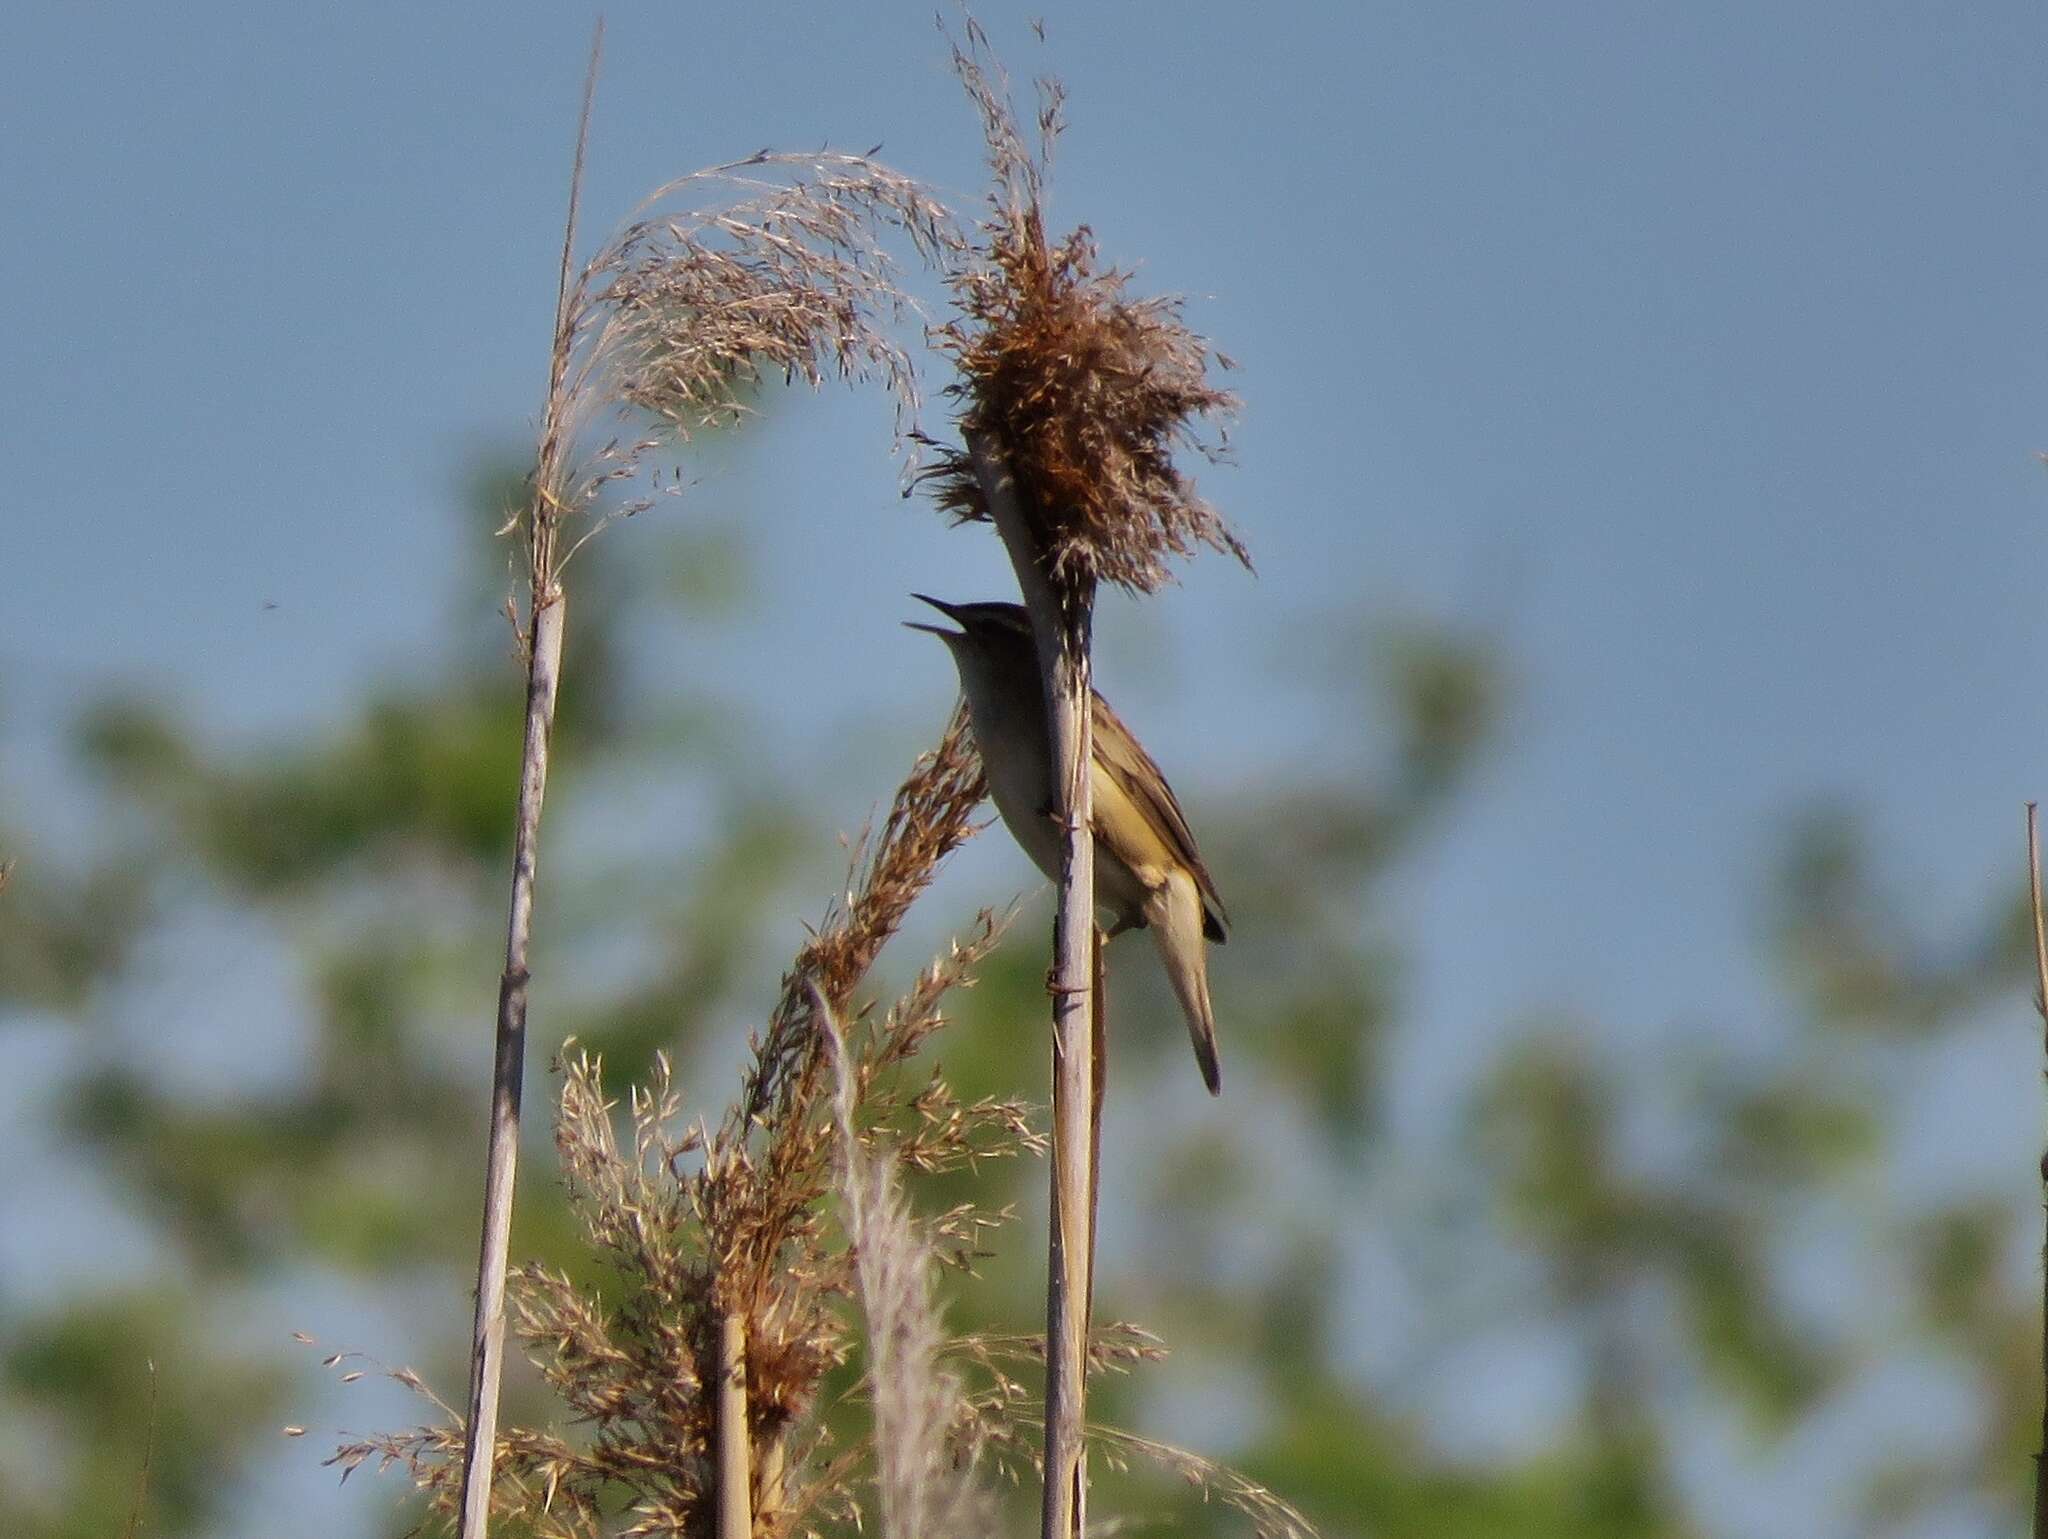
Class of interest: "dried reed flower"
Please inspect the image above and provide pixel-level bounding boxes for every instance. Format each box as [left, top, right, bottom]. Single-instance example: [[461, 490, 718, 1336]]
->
[[335, 714, 1032, 1537], [918, 19, 1249, 593], [598, 153, 959, 448], [529, 146, 962, 575]]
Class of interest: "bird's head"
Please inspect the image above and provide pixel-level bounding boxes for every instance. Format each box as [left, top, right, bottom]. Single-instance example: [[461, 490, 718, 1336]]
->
[[905, 594, 1040, 698]]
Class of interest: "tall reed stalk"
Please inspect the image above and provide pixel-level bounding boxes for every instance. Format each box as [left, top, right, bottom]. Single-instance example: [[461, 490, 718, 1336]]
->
[[714, 1309, 751, 1539], [2026, 802, 2048, 1539], [967, 429, 1096, 1537], [456, 30, 602, 1539]]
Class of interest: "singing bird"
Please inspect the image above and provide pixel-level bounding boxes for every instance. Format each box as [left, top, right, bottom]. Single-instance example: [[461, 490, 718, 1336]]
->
[[907, 595, 1229, 1094]]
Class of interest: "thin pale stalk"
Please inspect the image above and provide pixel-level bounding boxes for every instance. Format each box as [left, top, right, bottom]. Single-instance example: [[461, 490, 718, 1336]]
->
[[1088, 927, 1105, 1335], [456, 27, 600, 1539], [967, 428, 1095, 1539], [717, 1310, 752, 1539], [2027, 803, 2048, 1539], [458, 589, 567, 1537]]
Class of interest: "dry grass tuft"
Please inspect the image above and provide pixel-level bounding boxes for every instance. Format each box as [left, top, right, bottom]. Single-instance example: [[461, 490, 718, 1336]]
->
[[329, 713, 1037, 1537], [917, 19, 1249, 593]]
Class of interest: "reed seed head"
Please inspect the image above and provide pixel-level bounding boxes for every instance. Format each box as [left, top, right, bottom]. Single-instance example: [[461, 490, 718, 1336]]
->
[[921, 20, 1250, 595]]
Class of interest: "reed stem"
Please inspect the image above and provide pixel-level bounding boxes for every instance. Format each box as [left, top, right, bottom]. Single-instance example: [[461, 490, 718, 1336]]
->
[[716, 1310, 753, 1539], [2025, 803, 2048, 1539], [967, 428, 1095, 1539], [458, 589, 567, 1538], [455, 27, 600, 1538]]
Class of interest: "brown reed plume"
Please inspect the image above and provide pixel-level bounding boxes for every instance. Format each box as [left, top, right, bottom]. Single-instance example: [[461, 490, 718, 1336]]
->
[[332, 714, 1049, 1537], [456, 40, 964, 1539], [918, 20, 1249, 595], [915, 23, 1252, 1538]]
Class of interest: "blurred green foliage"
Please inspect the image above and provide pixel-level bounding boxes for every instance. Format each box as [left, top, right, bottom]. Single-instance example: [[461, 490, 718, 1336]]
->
[[0, 453, 2036, 1539], [3, 1295, 280, 1539]]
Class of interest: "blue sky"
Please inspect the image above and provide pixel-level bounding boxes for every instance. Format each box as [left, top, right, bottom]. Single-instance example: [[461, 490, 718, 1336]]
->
[[9, 0, 2042, 1103], [4, 3, 2047, 1533]]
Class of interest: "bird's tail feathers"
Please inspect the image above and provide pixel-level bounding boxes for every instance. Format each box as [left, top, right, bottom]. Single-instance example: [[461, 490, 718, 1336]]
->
[[1149, 870, 1222, 1096]]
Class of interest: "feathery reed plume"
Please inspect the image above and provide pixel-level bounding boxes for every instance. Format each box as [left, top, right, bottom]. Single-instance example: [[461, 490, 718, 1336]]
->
[[333, 715, 1037, 1536], [920, 20, 1248, 595], [455, 45, 961, 1539], [919, 23, 1251, 1538], [817, 981, 987, 1538], [599, 156, 955, 457]]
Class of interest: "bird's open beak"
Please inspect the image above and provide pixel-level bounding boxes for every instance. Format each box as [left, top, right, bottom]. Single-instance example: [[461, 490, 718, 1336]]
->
[[903, 592, 964, 638]]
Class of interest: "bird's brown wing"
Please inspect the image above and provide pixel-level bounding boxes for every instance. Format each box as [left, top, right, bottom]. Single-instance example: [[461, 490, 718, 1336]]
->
[[1091, 691, 1229, 942]]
